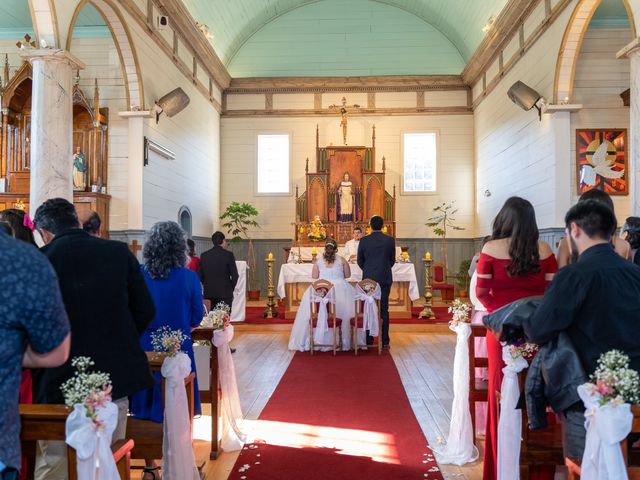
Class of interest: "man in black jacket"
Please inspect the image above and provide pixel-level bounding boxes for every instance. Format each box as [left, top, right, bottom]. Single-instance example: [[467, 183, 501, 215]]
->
[[357, 215, 395, 347], [32, 198, 155, 480], [198, 231, 239, 311]]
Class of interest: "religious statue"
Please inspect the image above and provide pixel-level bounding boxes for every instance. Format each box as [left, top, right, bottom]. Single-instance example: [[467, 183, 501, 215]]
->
[[337, 172, 354, 222], [73, 146, 87, 191], [329, 97, 360, 145]]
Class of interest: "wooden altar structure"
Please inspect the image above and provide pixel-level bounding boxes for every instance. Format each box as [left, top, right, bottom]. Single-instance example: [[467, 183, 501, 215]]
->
[[295, 126, 396, 245], [0, 57, 110, 231]]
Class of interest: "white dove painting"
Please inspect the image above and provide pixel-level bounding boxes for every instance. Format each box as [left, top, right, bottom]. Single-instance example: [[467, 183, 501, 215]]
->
[[577, 129, 627, 195]]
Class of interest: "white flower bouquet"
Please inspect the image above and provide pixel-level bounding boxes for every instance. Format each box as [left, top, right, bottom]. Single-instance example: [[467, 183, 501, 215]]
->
[[150, 326, 188, 357], [60, 356, 112, 428], [201, 302, 231, 330], [448, 299, 471, 327], [582, 350, 640, 406]]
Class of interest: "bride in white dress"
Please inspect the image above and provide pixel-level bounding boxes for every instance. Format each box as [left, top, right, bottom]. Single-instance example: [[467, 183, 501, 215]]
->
[[288, 239, 364, 351]]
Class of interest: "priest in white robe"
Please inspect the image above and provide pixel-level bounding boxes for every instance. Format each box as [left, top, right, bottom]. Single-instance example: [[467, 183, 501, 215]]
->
[[343, 227, 362, 262]]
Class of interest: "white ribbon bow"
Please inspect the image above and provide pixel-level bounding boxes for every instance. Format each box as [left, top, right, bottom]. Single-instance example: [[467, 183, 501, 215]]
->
[[355, 283, 381, 337], [433, 322, 479, 465], [310, 288, 335, 346], [161, 352, 200, 480], [65, 402, 119, 480], [578, 385, 632, 480], [212, 325, 247, 452], [497, 345, 529, 480]]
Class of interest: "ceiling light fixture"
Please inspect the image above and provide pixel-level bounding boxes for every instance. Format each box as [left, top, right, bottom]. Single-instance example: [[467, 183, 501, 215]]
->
[[195, 22, 214, 40], [482, 16, 497, 33]]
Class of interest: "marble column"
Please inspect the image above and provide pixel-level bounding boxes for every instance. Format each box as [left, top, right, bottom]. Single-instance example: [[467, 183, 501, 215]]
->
[[20, 49, 84, 211], [618, 38, 640, 215]]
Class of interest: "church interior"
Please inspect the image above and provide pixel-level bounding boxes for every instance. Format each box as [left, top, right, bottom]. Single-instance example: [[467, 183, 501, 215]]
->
[[2, 0, 640, 479]]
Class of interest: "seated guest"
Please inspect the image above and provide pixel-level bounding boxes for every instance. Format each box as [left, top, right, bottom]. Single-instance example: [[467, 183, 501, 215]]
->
[[620, 216, 640, 265], [343, 227, 362, 262], [557, 189, 629, 267], [0, 227, 70, 479], [79, 210, 101, 237], [186, 238, 200, 272], [130, 221, 204, 479], [32, 198, 156, 480], [524, 200, 640, 461]]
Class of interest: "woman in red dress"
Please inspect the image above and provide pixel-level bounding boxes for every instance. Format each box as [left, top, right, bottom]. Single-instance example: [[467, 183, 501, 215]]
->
[[476, 197, 557, 480]]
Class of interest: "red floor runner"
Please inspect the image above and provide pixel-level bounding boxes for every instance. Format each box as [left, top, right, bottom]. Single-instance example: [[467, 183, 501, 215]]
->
[[243, 306, 450, 325], [228, 351, 444, 480]]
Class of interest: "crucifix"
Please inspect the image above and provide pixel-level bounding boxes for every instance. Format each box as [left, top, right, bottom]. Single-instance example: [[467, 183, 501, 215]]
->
[[329, 97, 360, 145], [129, 239, 143, 257]]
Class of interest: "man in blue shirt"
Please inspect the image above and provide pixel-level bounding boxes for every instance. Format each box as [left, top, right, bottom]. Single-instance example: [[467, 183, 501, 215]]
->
[[0, 226, 71, 477]]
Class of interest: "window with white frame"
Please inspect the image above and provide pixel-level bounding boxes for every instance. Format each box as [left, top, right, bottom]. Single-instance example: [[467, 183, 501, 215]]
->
[[257, 134, 290, 194], [403, 132, 437, 193]]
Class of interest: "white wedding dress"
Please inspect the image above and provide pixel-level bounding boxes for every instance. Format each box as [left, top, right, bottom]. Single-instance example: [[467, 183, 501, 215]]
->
[[288, 256, 363, 351]]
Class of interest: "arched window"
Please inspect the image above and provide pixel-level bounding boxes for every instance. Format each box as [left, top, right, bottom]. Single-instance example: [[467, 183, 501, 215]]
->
[[178, 206, 192, 238]]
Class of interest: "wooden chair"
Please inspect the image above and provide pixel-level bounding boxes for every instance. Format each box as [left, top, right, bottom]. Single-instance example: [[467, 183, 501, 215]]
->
[[431, 262, 455, 302], [566, 404, 640, 479], [468, 324, 488, 441], [350, 279, 382, 355], [308, 279, 342, 355], [19, 404, 134, 480], [126, 352, 196, 462]]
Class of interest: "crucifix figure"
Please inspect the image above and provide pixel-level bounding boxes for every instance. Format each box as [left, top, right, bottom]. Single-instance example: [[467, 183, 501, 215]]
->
[[329, 97, 360, 145]]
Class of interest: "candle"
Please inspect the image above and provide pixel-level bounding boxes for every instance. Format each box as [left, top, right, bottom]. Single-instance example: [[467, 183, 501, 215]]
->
[[382, 226, 387, 233], [425, 252, 431, 261], [268, 252, 273, 260], [311, 247, 317, 255]]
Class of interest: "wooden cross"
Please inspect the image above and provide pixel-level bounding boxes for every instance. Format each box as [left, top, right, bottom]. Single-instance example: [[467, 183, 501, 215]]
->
[[129, 240, 142, 256], [329, 97, 360, 145]]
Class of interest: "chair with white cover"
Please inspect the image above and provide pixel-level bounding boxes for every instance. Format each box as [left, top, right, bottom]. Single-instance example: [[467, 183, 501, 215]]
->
[[309, 279, 342, 355], [350, 279, 382, 355]]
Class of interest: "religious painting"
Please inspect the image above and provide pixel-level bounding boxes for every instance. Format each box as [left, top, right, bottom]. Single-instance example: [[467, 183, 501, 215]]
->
[[576, 128, 627, 195]]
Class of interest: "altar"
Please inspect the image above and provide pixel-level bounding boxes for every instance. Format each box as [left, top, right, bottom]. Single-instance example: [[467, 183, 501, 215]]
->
[[277, 263, 420, 319], [231, 261, 247, 322]]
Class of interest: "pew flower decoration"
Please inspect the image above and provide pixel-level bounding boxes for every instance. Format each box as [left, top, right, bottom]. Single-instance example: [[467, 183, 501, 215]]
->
[[583, 350, 640, 406], [201, 302, 231, 330], [60, 356, 112, 429], [448, 299, 471, 327], [151, 326, 187, 357], [506, 340, 539, 363]]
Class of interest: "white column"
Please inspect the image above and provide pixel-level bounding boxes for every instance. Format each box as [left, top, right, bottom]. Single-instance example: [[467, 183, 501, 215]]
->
[[618, 38, 640, 215], [20, 49, 84, 211]]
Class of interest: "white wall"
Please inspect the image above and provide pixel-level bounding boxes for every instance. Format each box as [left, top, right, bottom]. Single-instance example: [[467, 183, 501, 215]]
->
[[221, 107, 475, 239]]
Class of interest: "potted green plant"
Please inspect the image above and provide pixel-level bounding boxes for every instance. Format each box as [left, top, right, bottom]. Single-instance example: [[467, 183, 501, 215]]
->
[[456, 259, 471, 298], [220, 202, 261, 300], [425, 201, 465, 272]]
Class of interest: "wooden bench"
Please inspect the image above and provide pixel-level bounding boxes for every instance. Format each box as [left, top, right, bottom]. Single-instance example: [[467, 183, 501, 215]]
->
[[20, 404, 134, 480], [468, 324, 488, 441]]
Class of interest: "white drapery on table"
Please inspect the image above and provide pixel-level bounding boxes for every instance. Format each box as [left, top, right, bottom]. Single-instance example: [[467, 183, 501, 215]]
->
[[287, 246, 403, 263], [433, 322, 479, 465], [161, 353, 200, 480], [578, 385, 632, 480], [354, 283, 381, 337], [212, 325, 247, 451], [310, 287, 336, 347], [497, 346, 529, 480], [231, 261, 247, 323], [65, 402, 119, 480], [277, 263, 420, 300]]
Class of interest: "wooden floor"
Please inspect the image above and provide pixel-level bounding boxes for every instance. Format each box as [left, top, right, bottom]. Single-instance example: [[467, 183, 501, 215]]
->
[[189, 330, 483, 480]]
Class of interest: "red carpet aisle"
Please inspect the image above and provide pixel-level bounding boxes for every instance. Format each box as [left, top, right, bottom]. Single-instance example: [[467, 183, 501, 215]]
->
[[228, 351, 444, 480], [243, 306, 450, 324]]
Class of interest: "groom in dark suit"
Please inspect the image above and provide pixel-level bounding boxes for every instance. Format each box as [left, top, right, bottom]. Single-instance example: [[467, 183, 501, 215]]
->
[[357, 215, 395, 347]]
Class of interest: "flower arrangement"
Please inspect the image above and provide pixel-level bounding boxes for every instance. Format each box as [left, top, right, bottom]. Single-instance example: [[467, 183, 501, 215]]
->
[[150, 326, 187, 357], [448, 299, 471, 327], [307, 215, 326, 241], [201, 302, 231, 330], [399, 251, 411, 263], [60, 357, 112, 429], [506, 340, 539, 362], [582, 350, 640, 406]]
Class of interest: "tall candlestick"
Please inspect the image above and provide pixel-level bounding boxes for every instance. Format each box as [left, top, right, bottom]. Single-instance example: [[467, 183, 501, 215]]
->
[[263, 256, 278, 318], [418, 257, 436, 320]]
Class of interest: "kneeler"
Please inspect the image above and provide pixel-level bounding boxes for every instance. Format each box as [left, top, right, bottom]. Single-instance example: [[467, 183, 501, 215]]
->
[[19, 404, 134, 480]]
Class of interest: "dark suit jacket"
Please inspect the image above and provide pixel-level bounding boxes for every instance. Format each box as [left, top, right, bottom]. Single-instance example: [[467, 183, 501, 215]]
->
[[198, 246, 239, 300], [357, 231, 395, 286], [35, 229, 155, 403]]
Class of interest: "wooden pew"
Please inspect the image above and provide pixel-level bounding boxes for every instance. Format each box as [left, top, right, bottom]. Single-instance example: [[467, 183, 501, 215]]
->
[[468, 324, 488, 442], [20, 404, 134, 480]]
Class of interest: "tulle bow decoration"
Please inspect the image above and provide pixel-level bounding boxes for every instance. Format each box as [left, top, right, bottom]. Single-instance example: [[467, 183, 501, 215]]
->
[[497, 345, 529, 480], [65, 402, 119, 480], [310, 287, 335, 346], [355, 283, 381, 337], [578, 385, 632, 480], [161, 352, 200, 480], [432, 321, 479, 465], [212, 325, 247, 451]]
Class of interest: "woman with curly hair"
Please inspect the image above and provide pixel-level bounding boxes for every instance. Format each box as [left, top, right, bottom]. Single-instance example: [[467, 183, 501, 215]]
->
[[129, 221, 204, 480]]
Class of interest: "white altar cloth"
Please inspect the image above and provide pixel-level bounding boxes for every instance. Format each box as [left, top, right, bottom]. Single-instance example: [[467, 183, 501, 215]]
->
[[277, 262, 420, 300], [231, 261, 247, 323], [288, 246, 402, 262]]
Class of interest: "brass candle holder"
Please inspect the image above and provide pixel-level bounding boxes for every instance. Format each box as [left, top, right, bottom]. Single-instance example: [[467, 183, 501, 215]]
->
[[418, 257, 436, 320], [263, 256, 278, 318]]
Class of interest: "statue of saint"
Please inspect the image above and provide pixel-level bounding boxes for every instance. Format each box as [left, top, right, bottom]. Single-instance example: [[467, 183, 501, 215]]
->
[[73, 146, 87, 191], [329, 97, 360, 145], [337, 172, 354, 222]]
